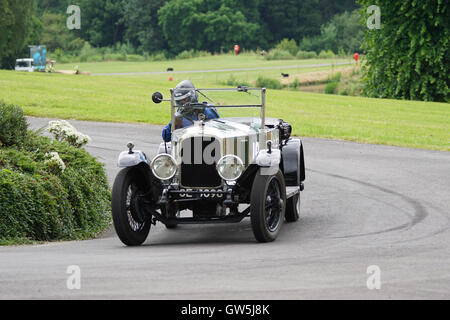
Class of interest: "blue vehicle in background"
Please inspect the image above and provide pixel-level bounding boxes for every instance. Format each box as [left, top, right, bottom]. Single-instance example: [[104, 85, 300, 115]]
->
[[15, 45, 47, 72]]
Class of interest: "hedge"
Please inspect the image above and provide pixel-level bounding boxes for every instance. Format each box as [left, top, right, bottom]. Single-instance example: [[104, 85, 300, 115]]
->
[[255, 76, 283, 90], [0, 107, 111, 244], [0, 101, 28, 147]]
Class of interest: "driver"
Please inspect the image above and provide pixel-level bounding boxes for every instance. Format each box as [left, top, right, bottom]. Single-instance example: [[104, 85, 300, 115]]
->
[[162, 80, 219, 142]]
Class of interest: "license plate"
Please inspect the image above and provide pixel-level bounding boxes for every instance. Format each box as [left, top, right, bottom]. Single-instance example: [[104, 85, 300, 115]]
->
[[177, 188, 224, 198]]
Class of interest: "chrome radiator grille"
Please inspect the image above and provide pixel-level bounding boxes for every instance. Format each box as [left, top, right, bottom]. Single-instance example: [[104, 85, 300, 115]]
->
[[180, 137, 222, 188]]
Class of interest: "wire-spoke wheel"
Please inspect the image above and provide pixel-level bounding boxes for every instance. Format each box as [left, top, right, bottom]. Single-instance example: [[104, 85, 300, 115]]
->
[[112, 168, 151, 246], [250, 169, 286, 242]]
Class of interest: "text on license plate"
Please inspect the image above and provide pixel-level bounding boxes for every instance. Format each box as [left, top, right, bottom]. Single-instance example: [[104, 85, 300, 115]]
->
[[179, 189, 223, 198]]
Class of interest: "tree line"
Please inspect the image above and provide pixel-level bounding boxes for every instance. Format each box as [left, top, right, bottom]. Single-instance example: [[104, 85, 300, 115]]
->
[[1, 0, 447, 101], [2, 0, 358, 58]]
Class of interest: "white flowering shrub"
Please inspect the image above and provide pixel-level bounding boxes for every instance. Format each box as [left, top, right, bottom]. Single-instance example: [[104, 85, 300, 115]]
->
[[1, 106, 110, 244], [44, 152, 66, 172], [48, 120, 91, 148]]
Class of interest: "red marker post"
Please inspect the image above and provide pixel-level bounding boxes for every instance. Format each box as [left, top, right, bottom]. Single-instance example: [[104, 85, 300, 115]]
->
[[234, 45, 240, 55], [354, 53, 359, 65]]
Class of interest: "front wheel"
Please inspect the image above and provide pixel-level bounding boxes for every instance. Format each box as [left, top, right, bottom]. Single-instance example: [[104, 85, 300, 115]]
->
[[112, 168, 151, 246], [250, 169, 286, 242]]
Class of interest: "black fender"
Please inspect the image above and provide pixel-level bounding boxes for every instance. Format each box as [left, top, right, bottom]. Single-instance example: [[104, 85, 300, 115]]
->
[[281, 139, 305, 186], [128, 162, 163, 203]]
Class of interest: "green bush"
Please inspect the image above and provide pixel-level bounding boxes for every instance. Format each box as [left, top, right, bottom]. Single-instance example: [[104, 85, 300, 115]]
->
[[79, 42, 99, 62], [275, 39, 299, 56], [324, 81, 339, 94], [220, 74, 251, 87], [290, 78, 300, 89], [0, 101, 28, 147], [86, 55, 103, 62], [0, 129, 111, 244], [256, 76, 282, 90], [104, 53, 126, 61], [329, 72, 342, 82], [337, 69, 363, 96], [264, 49, 295, 61], [359, 0, 449, 102], [176, 49, 211, 60], [126, 54, 146, 62], [149, 52, 167, 61], [296, 51, 317, 59], [176, 50, 194, 59], [318, 50, 335, 59], [0, 110, 110, 244], [55, 54, 76, 64], [67, 38, 86, 52]]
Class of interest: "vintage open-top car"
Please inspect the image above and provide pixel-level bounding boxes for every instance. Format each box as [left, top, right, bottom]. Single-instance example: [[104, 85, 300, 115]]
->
[[111, 86, 305, 246]]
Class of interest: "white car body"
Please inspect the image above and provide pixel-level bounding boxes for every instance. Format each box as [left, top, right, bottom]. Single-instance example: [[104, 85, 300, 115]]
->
[[15, 59, 34, 72]]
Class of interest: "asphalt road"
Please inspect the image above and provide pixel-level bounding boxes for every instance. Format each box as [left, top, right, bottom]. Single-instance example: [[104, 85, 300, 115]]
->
[[0, 117, 449, 299]]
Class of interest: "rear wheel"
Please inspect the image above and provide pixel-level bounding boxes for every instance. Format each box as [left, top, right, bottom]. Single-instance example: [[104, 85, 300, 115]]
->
[[112, 168, 151, 246], [285, 193, 300, 222], [250, 169, 286, 242]]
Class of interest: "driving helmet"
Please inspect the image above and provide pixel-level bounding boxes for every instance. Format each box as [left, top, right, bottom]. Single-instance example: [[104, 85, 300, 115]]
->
[[173, 80, 198, 107]]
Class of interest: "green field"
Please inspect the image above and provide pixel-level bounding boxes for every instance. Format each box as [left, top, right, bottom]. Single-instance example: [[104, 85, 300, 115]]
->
[[56, 54, 350, 73], [0, 70, 449, 151], [55, 54, 352, 84]]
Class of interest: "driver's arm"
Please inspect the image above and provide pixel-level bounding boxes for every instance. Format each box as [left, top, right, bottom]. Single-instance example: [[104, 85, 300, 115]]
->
[[205, 106, 220, 119], [162, 122, 172, 142]]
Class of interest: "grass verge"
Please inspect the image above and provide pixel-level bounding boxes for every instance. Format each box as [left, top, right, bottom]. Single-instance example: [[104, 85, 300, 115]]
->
[[0, 70, 448, 151]]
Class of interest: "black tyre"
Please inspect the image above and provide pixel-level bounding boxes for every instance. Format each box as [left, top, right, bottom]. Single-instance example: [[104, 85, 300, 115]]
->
[[285, 193, 300, 222], [165, 222, 178, 229], [250, 169, 286, 242], [112, 168, 151, 246]]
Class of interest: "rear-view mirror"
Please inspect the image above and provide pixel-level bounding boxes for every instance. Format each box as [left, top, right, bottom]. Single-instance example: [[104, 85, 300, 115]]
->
[[152, 92, 163, 104]]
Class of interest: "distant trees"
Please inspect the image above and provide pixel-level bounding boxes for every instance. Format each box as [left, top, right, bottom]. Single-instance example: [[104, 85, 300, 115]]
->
[[299, 10, 365, 54], [0, 0, 36, 68], [259, 0, 358, 43], [30, 0, 359, 55], [1, 0, 362, 67], [122, 0, 167, 54], [158, 0, 260, 53], [35, 0, 69, 16], [39, 13, 82, 51], [73, 0, 125, 47], [158, 0, 360, 54], [358, 0, 449, 102]]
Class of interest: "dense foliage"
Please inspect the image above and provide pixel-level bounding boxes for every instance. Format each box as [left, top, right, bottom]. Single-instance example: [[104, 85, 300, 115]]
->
[[0, 101, 29, 147], [0, 0, 360, 67], [0, 102, 111, 244], [122, 0, 168, 53], [299, 10, 365, 54], [158, 0, 261, 53], [0, 0, 37, 68], [358, 0, 449, 102]]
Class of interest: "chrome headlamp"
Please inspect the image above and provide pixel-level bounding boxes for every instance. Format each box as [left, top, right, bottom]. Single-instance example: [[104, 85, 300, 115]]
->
[[151, 154, 177, 180], [216, 155, 244, 181]]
